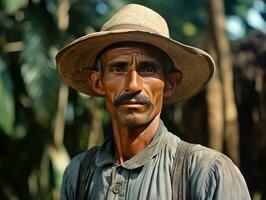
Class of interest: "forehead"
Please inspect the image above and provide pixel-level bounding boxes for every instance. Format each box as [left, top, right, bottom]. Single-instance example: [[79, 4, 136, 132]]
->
[[101, 42, 167, 62]]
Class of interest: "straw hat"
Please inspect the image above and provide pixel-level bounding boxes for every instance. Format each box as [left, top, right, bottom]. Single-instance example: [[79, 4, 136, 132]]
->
[[56, 4, 215, 103]]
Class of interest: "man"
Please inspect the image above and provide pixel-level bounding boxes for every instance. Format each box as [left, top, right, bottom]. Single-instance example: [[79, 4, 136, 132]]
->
[[56, 4, 251, 200]]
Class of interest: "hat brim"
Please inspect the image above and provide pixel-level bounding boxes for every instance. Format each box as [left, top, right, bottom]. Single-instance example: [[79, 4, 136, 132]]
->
[[56, 29, 215, 103]]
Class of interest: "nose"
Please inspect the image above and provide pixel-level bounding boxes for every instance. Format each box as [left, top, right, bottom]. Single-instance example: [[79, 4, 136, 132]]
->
[[124, 70, 142, 93]]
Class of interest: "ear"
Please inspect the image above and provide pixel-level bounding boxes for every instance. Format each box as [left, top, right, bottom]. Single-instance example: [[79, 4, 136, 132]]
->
[[164, 71, 182, 98], [88, 71, 105, 96]]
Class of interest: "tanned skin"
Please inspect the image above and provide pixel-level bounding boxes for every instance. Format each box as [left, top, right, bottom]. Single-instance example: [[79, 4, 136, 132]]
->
[[89, 42, 182, 164]]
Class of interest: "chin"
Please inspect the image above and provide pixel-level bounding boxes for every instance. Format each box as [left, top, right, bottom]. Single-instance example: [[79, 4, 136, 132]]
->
[[116, 112, 155, 127], [123, 120, 147, 127]]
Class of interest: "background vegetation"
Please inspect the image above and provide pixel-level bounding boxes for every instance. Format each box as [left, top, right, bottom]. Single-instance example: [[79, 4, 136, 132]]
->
[[0, 0, 265, 199]]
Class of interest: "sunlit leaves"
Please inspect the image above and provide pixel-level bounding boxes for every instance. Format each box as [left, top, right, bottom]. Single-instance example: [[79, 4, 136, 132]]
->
[[0, 58, 14, 135]]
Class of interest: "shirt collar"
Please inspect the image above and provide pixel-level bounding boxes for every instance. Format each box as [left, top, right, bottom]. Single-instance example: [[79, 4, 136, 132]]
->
[[95, 120, 168, 169]]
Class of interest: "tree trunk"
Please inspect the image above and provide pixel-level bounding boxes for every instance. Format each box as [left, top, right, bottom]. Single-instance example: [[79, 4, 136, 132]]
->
[[205, 40, 224, 152], [207, 0, 240, 164]]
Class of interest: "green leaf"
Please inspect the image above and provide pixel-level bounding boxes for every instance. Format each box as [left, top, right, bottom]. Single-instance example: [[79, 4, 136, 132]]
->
[[0, 58, 15, 135], [1, 0, 28, 14], [21, 24, 60, 124]]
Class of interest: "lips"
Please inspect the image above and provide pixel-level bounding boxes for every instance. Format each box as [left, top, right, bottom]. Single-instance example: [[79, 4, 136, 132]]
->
[[120, 100, 146, 105]]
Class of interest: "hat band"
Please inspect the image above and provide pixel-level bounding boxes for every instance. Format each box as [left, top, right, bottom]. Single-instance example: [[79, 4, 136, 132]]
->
[[103, 24, 162, 36]]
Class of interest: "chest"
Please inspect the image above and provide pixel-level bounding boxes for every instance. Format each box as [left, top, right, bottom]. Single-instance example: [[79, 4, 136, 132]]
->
[[87, 153, 173, 200]]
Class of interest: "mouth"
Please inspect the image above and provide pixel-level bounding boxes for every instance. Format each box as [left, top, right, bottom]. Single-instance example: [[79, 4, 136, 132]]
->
[[120, 100, 147, 105]]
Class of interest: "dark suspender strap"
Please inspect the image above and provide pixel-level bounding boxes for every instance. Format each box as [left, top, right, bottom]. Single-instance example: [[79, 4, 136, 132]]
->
[[77, 146, 99, 200], [171, 141, 194, 200]]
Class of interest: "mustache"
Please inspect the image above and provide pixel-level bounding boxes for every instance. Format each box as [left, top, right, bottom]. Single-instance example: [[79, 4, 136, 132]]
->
[[113, 92, 153, 107]]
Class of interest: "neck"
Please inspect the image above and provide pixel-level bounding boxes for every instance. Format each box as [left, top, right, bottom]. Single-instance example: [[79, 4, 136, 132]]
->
[[111, 115, 161, 164]]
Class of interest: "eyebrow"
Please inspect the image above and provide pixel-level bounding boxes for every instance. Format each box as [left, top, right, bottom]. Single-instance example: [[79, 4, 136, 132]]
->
[[139, 59, 161, 67], [105, 58, 163, 71], [108, 60, 128, 68]]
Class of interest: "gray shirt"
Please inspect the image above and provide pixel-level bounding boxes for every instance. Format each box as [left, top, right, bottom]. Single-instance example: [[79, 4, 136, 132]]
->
[[61, 121, 251, 200]]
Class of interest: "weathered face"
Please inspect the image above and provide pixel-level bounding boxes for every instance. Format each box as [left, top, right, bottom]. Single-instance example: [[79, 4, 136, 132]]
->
[[89, 43, 181, 126]]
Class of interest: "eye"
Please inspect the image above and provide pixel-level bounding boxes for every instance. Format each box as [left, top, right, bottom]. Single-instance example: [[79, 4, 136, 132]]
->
[[109, 62, 127, 74], [138, 64, 158, 76]]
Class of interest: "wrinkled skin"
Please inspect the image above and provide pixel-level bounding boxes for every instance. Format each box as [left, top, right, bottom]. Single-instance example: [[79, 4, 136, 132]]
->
[[89, 42, 182, 163]]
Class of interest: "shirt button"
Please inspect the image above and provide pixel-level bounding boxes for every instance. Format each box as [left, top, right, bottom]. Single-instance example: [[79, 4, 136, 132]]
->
[[112, 184, 121, 194]]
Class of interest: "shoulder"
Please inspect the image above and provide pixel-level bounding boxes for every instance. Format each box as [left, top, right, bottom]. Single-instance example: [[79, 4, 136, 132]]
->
[[188, 144, 231, 173], [187, 144, 242, 180], [65, 151, 88, 171], [60, 147, 98, 199], [186, 144, 251, 199], [61, 151, 87, 188], [64, 146, 99, 176]]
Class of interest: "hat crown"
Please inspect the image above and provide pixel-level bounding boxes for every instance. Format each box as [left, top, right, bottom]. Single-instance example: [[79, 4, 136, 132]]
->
[[101, 4, 170, 37]]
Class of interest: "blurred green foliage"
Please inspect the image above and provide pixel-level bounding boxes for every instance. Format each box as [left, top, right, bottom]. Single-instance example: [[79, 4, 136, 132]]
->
[[0, 58, 14, 134], [0, 0, 264, 199]]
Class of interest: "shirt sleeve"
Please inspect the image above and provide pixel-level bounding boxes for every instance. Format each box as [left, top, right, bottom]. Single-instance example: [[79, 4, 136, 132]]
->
[[189, 146, 251, 200], [60, 152, 86, 200]]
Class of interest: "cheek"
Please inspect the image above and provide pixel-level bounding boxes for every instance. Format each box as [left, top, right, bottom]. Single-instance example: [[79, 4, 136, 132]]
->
[[102, 76, 124, 100], [102, 79, 120, 117], [144, 79, 165, 102]]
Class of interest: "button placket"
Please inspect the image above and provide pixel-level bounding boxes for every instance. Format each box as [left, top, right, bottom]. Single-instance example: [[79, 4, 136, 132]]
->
[[112, 183, 122, 194], [108, 166, 128, 199], [110, 166, 122, 194]]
